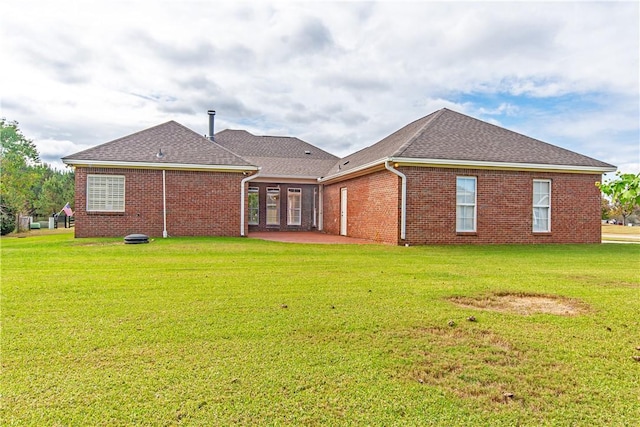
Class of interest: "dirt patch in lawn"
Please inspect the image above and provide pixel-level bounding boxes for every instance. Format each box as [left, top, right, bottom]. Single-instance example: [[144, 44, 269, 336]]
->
[[449, 292, 589, 316], [71, 240, 127, 247]]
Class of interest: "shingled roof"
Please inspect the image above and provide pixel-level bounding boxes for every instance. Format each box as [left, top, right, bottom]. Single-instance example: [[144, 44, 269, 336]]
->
[[214, 129, 339, 178], [63, 109, 615, 178], [63, 121, 254, 169], [325, 108, 615, 176]]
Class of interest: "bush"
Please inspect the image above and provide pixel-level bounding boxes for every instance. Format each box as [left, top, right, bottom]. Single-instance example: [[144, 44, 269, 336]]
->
[[1, 196, 16, 235]]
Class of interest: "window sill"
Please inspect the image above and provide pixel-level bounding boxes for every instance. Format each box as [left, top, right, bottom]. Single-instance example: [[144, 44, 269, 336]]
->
[[456, 232, 477, 236], [86, 211, 125, 215], [533, 232, 552, 235]]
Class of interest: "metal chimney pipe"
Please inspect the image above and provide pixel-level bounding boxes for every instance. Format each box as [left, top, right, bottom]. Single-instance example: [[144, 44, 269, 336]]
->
[[207, 110, 216, 141]]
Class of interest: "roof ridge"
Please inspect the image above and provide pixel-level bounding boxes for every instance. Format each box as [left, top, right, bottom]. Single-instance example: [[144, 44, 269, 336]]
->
[[393, 109, 446, 157], [62, 120, 177, 160], [216, 129, 253, 135], [251, 135, 305, 142], [63, 120, 255, 167], [442, 109, 614, 165]]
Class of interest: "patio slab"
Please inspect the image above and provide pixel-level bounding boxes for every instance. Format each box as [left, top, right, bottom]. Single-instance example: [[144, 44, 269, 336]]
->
[[248, 231, 379, 244]]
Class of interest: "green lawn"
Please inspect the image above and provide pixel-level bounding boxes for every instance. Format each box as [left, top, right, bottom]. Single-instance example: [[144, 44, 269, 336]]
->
[[2, 231, 639, 426]]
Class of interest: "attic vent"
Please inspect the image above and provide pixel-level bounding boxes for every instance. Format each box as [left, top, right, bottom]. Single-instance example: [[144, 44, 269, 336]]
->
[[305, 150, 311, 155], [343, 161, 350, 165], [156, 148, 164, 159]]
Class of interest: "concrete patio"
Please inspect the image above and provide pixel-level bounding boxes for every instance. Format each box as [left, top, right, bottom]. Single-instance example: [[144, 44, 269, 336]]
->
[[248, 231, 379, 245]]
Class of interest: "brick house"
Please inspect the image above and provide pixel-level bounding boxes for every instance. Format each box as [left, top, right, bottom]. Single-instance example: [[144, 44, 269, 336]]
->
[[63, 108, 615, 244]]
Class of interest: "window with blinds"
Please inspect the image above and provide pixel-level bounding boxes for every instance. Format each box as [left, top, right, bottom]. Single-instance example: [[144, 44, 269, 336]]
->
[[87, 175, 125, 212]]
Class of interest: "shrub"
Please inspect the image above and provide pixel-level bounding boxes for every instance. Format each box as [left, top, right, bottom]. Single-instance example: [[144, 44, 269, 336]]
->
[[0, 197, 16, 235]]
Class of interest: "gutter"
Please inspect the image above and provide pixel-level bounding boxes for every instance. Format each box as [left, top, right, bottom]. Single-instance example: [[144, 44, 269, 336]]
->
[[318, 157, 615, 185], [389, 157, 617, 174], [253, 174, 322, 180], [250, 175, 320, 185], [384, 160, 407, 241], [62, 159, 259, 173], [240, 168, 262, 236]]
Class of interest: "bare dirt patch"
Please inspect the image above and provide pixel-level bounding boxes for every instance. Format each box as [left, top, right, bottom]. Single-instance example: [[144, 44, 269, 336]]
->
[[449, 292, 589, 316], [71, 240, 126, 247]]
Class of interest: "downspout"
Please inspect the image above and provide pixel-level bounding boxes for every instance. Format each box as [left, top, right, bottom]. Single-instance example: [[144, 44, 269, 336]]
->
[[318, 184, 324, 231], [313, 187, 317, 228], [384, 160, 406, 241], [240, 168, 261, 236], [162, 170, 168, 238]]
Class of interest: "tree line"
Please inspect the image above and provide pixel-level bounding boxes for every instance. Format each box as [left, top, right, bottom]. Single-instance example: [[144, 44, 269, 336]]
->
[[1, 118, 75, 235]]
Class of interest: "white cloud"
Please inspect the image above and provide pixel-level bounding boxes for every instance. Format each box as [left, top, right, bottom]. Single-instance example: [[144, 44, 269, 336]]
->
[[1, 0, 638, 173]]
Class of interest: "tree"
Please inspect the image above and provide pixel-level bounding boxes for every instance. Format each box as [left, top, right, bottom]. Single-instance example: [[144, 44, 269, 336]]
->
[[596, 172, 640, 226], [1, 118, 76, 233], [601, 197, 612, 220], [1, 118, 42, 229], [0, 194, 16, 235], [34, 166, 75, 216]]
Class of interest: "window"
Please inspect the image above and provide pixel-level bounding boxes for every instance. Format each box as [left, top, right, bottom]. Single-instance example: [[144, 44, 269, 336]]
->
[[266, 187, 280, 225], [287, 188, 302, 225], [533, 180, 551, 232], [456, 177, 476, 232], [248, 187, 259, 225], [87, 175, 125, 212]]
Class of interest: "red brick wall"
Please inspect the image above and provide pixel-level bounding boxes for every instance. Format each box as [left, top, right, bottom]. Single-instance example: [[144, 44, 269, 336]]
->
[[74, 166, 603, 244], [74, 167, 244, 238], [322, 167, 602, 245], [322, 170, 400, 244], [402, 167, 601, 244]]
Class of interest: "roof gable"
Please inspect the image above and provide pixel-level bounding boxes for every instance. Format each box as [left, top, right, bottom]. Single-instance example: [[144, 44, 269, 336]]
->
[[397, 109, 614, 168], [63, 121, 253, 168], [327, 108, 614, 176]]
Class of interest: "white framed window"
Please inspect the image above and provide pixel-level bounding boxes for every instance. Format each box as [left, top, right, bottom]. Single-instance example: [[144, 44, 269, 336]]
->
[[87, 175, 125, 212], [456, 176, 476, 232], [287, 188, 302, 226], [533, 179, 551, 232], [266, 187, 280, 225], [248, 187, 259, 225]]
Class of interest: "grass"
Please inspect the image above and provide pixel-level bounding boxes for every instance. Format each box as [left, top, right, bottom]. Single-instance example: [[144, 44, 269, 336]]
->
[[602, 224, 640, 235], [2, 230, 639, 426], [602, 224, 640, 243]]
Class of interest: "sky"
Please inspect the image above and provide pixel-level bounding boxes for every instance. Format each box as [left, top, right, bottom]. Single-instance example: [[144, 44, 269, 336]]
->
[[2, 1, 639, 175]]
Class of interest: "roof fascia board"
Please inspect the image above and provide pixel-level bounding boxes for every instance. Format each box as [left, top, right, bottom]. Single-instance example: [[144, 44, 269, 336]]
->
[[319, 156, 615, 184], [63, 159, 258, 172], [389, 157, 617, 174], [252, 176, 320, 184]]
